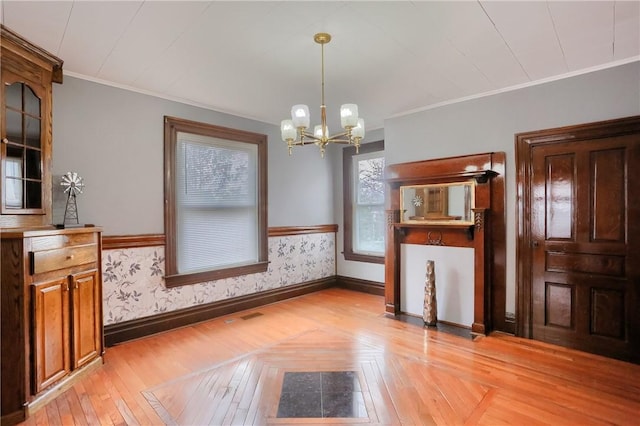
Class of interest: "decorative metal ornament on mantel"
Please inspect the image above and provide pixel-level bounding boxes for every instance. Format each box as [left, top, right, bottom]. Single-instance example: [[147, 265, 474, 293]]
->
[[280, 32, 365, 158], [60, 171, 85, 227]]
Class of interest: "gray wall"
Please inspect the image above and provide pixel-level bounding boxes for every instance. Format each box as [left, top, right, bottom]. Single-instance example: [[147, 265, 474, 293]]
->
[[52, 76, 335, 235], [52, 62, 640, 317], [383, 61, 640, 315]]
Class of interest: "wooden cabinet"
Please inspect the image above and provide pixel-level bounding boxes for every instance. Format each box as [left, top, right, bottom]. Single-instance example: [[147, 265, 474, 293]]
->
[[0, 24, 102, 425], [1, 227, 103, 425], [1, 24, 63, 228], [0, 25, 99, 426]]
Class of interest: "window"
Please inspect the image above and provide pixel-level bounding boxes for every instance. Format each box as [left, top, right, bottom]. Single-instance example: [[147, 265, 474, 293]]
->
[[164, 116, 268, 287], [343, 140, 385, 263]]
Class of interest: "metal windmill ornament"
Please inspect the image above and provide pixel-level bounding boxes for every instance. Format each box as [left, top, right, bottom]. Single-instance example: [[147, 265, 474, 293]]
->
[[61, 172, 85, 226]]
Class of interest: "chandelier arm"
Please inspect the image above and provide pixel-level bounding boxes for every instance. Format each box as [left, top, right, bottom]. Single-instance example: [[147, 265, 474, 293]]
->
[[299, 130, 321, 141], [297, 129, 359, 143], [298, 131, 356, 144], [325, 131, 350, 141]]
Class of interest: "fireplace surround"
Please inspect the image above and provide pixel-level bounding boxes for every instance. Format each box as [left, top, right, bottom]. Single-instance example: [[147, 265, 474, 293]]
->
[[384, 152, 506, 335]]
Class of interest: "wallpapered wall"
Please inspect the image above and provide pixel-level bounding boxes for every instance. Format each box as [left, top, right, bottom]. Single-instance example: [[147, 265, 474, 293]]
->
[[102, 232, 335, 325]]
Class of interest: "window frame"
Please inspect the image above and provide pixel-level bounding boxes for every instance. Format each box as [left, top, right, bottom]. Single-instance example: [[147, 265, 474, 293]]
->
[[343, 139, 385, 264], [164, 116, 268, 288]]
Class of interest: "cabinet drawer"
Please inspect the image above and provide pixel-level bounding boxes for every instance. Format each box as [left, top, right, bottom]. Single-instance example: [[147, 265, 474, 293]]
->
[[30, 244, 97, 275], [30, 233, 97, 251]]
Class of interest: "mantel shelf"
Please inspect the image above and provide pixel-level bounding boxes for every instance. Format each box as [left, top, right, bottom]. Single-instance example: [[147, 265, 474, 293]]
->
[[386, 169, 498, 185], [394, 222, 476, 244], [393, 222, 473, 229]]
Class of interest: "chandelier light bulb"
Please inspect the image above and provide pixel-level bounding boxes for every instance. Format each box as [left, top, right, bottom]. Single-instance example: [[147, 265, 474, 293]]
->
[[281, 120, 296, 141], [291, 104, 310, 129], [340, 104, 358, 128], [352, 118, 365, 139], [314, 125, 329, 139]]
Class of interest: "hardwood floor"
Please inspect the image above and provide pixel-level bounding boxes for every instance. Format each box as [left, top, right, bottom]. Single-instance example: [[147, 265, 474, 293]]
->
[[18, 288, 640, 425]]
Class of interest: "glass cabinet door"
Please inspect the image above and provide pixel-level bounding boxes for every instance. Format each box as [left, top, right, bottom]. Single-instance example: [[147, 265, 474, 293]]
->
[[2, 81, 44, 213]]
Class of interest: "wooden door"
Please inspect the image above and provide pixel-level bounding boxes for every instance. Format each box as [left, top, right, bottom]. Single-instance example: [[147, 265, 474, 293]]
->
[[32, 277, 70, 392], [71, 270, 102, 369], [517, 116, 640, 363]]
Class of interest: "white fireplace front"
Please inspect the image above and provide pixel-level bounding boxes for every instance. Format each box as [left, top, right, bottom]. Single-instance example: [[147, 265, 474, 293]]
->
[[400, 244, 474, 327]]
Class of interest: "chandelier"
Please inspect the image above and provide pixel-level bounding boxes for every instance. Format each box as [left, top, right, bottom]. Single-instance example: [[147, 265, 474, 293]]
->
[[281, 33, 365, 158]]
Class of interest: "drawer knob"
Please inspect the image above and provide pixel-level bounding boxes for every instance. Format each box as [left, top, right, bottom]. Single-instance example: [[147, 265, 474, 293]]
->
[[66, 254, 74, 260]]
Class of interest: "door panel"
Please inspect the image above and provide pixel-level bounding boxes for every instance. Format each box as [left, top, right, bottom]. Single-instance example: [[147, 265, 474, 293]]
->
[[71, 270, 101, 369], [591, 287, 624, 338], [545, 282, 573, 328], [530, 133, 639, 361], [591, 148, 625, 242], [544, 154, 574, 240], [32, 277, 70, 393]]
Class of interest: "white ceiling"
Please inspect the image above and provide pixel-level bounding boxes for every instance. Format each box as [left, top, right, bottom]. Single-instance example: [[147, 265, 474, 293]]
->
[[2, 1, 639, 133]]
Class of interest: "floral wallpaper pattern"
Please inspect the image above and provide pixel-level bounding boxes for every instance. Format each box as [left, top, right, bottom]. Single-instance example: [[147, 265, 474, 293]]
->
[[102, 232, 335, 325]]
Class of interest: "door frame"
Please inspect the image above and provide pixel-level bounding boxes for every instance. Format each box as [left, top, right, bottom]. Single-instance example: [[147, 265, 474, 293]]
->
[[515, 115, 640, 338]]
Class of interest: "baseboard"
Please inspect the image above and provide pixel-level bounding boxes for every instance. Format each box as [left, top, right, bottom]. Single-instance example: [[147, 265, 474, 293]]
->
[[0, 409, 25, 426], [335, 275, 385, 296], [503, 319, 516, 335], [104, 277, 336, 346], [393, 312, 473, 339]]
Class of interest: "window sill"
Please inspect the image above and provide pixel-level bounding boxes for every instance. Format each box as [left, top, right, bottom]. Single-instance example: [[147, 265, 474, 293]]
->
[[343, 251, 385, 264]]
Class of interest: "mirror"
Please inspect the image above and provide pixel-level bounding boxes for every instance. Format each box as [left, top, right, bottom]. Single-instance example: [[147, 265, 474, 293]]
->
[[400, 181, 475, 224]]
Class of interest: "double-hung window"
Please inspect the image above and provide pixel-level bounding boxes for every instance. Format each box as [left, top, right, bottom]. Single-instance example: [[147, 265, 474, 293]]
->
[[164, 116, 268, 287], [343, 140, 385, 263]]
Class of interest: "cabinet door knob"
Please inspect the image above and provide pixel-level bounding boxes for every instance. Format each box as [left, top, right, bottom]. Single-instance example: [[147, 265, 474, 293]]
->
[[1, 138, 8, 144]]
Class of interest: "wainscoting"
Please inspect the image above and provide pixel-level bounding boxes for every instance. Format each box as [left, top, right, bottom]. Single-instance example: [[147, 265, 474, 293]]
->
[[102, 225, 339, 345]]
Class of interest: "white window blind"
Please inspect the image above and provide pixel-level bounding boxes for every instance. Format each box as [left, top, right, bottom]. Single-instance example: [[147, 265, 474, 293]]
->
[[353, 152, 385, 255], [176, 132, 258, 274]]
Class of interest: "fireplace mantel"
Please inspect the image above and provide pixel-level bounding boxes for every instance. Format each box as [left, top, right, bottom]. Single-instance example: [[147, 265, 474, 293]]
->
[[384, 152, 506, 335]]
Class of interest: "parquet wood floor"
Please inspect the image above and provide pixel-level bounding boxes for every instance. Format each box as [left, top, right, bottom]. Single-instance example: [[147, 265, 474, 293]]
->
[[18, 288, 640, 425]]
